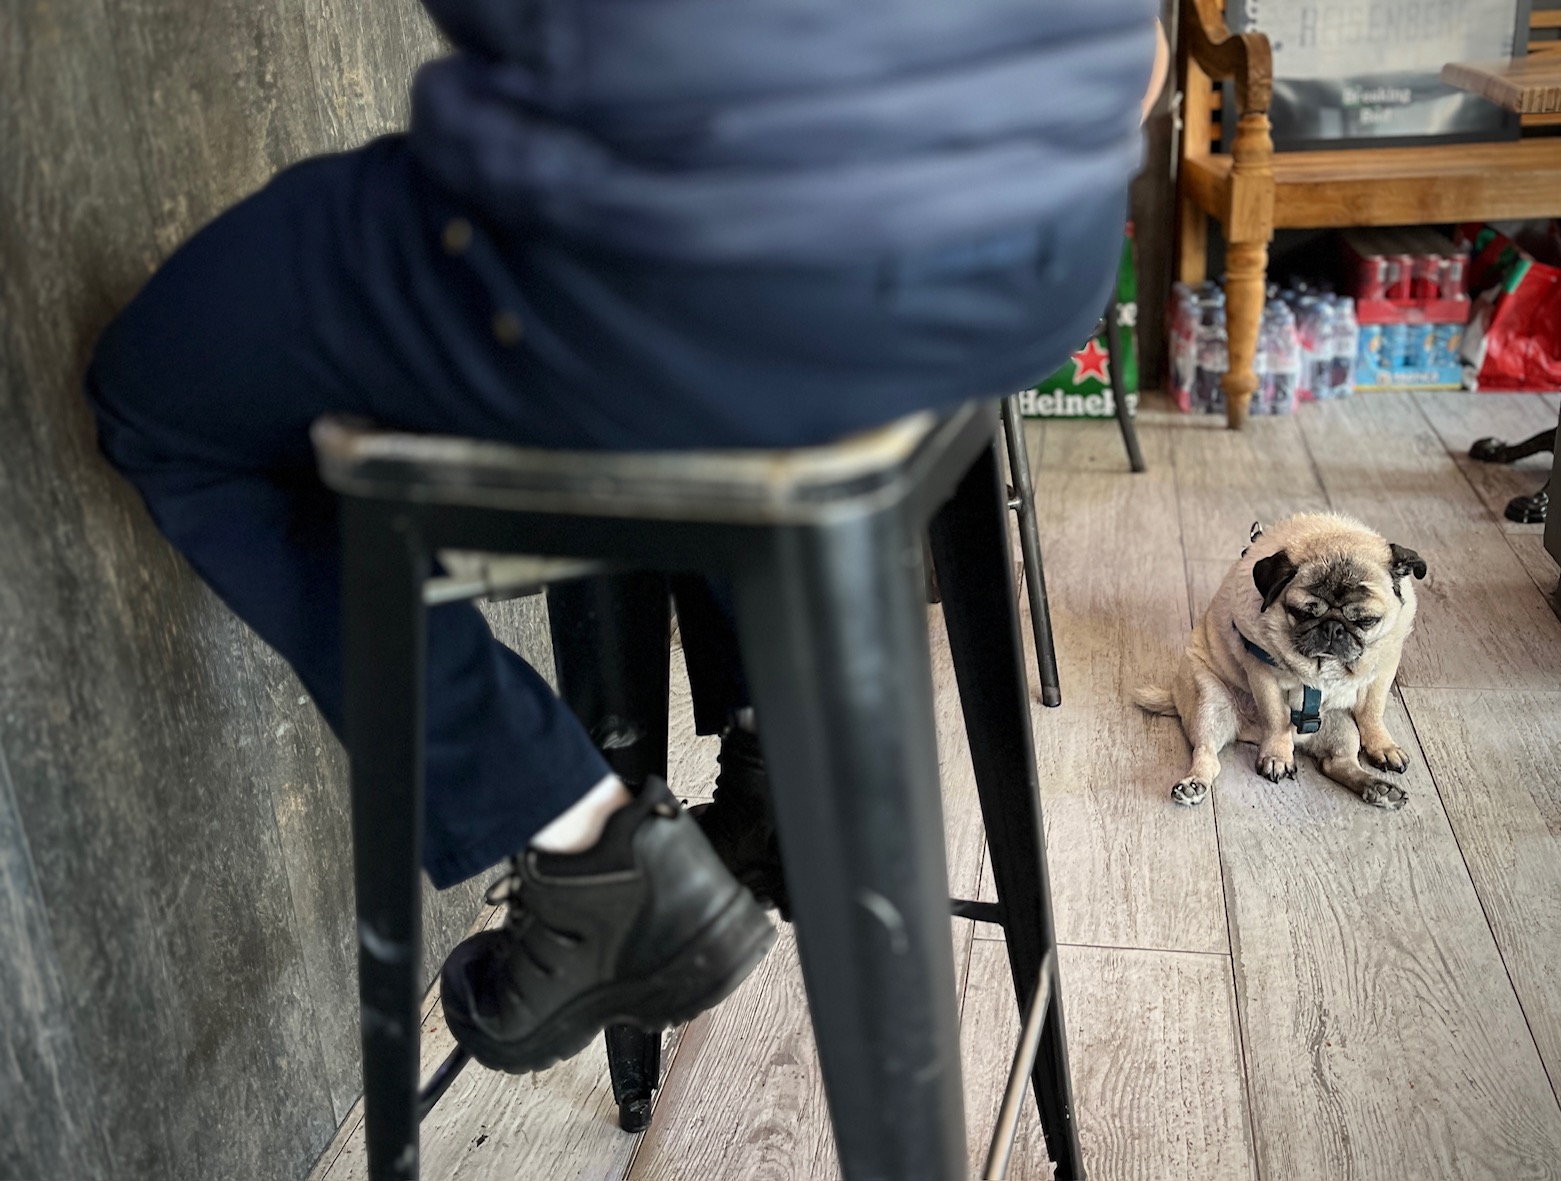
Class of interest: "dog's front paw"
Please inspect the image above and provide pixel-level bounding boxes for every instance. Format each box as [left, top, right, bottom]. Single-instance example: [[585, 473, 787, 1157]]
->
[[1256, 752, 1297, 783], [1171, 777, 1209, 807], [1359, 779, 1409, 810], [1362, 742, 1411, 774]]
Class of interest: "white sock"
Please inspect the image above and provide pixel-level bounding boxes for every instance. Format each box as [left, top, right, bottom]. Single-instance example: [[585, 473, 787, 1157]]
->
[[530, 774, 634, 854]]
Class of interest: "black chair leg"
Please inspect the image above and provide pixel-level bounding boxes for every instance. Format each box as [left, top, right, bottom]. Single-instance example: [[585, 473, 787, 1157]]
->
[[928, 443, 1085, 1181], [1001, 396, 1062, 709], [1470, 428, 1554, 525], [546, 573, 673, 1133], [343, 498, 431, 1181], [1471, 429, 1554, 465], [1505, 486, 1550, 525], [732, 510, 967, 1181], [1102, 293, 1147, 474]]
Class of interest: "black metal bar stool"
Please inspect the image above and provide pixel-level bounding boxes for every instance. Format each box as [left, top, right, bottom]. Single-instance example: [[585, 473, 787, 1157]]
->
[[313, 401, 1083, 1181], [1102, 292, 1147, 477], [999, 292, 1145, 710], [1000, 395, 1065, 709]]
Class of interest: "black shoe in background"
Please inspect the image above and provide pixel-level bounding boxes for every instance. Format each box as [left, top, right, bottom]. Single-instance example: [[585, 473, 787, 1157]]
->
[[440, 777, 776, 1074], [690, 727, 792, 921]]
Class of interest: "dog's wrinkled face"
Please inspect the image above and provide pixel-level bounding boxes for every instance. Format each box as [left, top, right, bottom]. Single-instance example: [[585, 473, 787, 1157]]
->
[[1253, 544, 1425, 669]]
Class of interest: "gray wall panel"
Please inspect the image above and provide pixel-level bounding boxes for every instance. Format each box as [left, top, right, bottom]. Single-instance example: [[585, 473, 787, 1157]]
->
[[0, 2, 494, 1177], [0, 746, 112, 1181]]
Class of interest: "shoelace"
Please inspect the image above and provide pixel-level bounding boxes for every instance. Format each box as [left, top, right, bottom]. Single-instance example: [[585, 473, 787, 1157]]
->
[[482, 856, 582, 980], [482, 855, 525, 921]]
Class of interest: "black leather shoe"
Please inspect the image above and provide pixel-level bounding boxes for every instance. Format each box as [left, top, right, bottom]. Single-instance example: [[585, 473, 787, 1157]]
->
[[689, 727, 792, 920], [441, 777, 776, 1074]]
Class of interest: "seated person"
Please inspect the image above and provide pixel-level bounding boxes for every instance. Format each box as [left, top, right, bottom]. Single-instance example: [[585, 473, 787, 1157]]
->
[[84, 0, 1163, 1072]]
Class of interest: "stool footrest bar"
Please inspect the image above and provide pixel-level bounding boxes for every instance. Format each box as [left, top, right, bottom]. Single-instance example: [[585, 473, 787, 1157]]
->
[[981, 948, 1058, 1181], [949, 898, 1005, 925], [426, 553, 606, 605], [417, 1047, 472, 1122]]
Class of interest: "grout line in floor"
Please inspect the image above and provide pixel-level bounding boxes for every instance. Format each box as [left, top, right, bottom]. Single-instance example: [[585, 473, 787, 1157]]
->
[[1401, 392, 1558, 1108], [1209, 785, 1264, 1181], [1396, 688, 1561, 1119], [1296, 417, 1335, 516], [1405, 391, 1500, 518], [619, 1024, 695, 1179], [311, 903, 509, 1180], [965, 845, 992, 998], [311, 1115, 356, 1181], [1500, 528, 1561, 623], [969, 933, 1237, 960], [1406, 393, 1558, 607], [1169, 423, 1266, 1181]]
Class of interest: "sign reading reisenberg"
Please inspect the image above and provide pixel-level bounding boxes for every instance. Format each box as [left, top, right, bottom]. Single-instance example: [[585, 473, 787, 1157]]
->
[[1227, 0, 1524, 149]]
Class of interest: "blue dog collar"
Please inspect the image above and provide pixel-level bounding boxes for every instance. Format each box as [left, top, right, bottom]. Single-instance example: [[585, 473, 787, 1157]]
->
[[1233, 624, 1323, 735]]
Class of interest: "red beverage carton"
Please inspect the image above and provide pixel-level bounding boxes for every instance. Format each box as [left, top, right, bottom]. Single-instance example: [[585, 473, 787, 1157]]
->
[[1357, 251, 1388, 301], [1342, 229, 1393, 302], [1441, 251, 1469, 301], [1387, 251, 1414, 299], [1412, 254, 1442, 301]]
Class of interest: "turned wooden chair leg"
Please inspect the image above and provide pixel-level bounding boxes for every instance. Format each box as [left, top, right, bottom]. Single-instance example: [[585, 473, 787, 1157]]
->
[[1221, 109, 1275, 430], [1222, 239, 1267, 428]]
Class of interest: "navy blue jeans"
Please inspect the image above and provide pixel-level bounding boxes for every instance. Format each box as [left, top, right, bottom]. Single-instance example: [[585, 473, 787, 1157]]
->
[[86, 135, 1122, 887]]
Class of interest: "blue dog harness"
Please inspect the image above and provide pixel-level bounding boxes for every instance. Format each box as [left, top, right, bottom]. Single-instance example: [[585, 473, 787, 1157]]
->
[[1233, 624, 1323, 734]]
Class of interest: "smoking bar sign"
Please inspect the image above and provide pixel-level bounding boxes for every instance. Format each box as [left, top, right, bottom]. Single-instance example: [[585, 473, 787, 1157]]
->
[[1251, 1, 1514, 78], [1229, 0, 1523, 147]]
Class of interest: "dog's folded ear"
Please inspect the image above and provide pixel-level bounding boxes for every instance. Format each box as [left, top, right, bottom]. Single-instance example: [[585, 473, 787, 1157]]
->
[[1252, 550, 1298, 612], [1388, 543, 1427, 583]]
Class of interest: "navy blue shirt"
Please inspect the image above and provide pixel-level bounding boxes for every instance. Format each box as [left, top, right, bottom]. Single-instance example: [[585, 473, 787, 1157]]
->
[[410, 0, 1157, 263]]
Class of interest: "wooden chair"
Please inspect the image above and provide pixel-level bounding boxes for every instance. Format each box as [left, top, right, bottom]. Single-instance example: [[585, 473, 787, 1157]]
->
[[1176, 0, 1561, 428]]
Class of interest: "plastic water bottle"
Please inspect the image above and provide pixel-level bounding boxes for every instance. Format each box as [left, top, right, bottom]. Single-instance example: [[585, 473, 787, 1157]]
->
[[1193, 303, 1228, 416], [1330, 297, 1358, 398], [1170, 283, 1199, 409], [1267, 301, 1301, 415], [1252, 312, 1273, 415], [1304, 297, 1337, 398], [1294, 296, 1318, 400]]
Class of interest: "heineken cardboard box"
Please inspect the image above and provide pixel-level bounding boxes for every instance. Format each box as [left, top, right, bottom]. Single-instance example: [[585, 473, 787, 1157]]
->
[[1017, 227, 1138, 419]]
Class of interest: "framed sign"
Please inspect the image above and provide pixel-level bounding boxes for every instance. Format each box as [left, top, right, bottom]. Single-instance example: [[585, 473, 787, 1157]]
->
[[1225, 0, 1529, 150]]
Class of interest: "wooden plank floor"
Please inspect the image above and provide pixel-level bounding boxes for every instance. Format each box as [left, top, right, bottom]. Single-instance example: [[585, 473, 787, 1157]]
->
[[312, 392, 1561, 1181]]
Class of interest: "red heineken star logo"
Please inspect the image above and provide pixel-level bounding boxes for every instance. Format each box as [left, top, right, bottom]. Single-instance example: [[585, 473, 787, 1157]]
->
[[1071, 337, 1111, 384]]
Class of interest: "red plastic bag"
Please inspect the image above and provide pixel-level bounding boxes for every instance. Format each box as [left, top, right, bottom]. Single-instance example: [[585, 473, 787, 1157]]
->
[[1456, 223, 1561, 391]]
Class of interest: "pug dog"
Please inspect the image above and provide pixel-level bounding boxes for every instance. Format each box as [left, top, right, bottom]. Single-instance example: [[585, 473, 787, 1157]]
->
[[1135, 513, 1426, 810]]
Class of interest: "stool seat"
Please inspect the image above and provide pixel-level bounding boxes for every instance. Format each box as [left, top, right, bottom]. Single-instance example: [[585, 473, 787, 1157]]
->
[[312, 407, 963, 526], [316, 399, 1081, 1181]]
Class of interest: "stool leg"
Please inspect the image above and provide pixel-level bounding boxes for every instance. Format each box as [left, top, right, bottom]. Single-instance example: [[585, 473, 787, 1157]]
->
[[546, 573, 672, 791], [1001, 397, 1062, 708], [602, 1025, 664, 1134], [928, 444, 1086, 1180], [342, 498, 430, 1181], [546, 574, 672, 1134], [732, 512, 966, 1181], [1103, 294, 1147, 473]]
